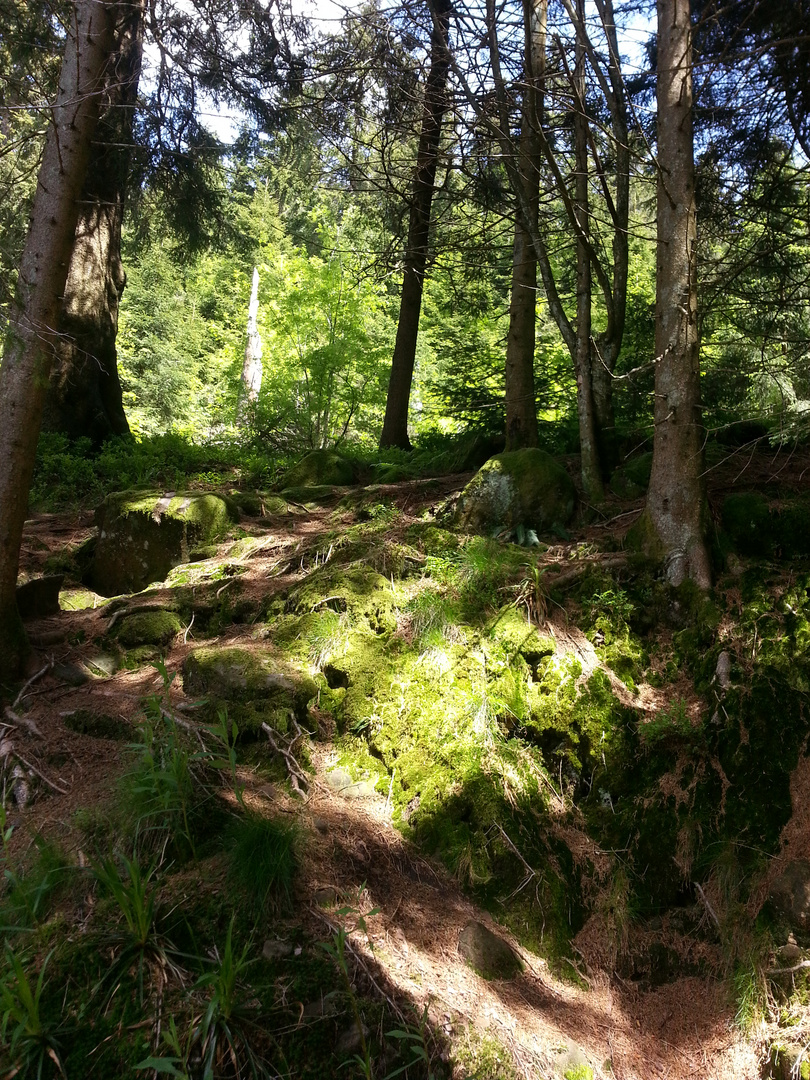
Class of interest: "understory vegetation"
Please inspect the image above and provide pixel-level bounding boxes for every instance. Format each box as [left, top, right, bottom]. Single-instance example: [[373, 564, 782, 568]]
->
[[6, 446, 810, 1076]]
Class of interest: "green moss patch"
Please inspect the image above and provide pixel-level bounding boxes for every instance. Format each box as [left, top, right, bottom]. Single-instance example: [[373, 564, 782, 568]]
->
[[285, 566, 397, 636], [116, 610, 183, 647]]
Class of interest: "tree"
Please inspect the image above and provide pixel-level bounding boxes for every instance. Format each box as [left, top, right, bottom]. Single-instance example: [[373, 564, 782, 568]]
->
[[503, 0, 546, 451], [639, 0, 712, 587], [0, 0, 115, 679], [379, 0, 453, 450], [41, 0, 146, 445]]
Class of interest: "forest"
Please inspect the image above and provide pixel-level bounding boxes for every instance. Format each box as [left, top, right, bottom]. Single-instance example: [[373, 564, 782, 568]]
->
[[0, 0, 809, 1077]]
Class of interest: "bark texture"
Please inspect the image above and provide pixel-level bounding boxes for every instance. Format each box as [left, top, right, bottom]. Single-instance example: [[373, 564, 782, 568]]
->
[[379, 0, 452, 451], [41, 0, 145, 445], [0, 0, 114, 678], [504, 0, 546, 452], [643, 0, 711, 587]]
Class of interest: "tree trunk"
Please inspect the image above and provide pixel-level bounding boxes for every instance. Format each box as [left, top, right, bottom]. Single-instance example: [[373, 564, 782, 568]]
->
[[0, 0, 114, 680], [40, 0, 145, 446], [379, 0, 452, 451], [573, 0, 604, 501], [237, 266, 263, 424], [641, 0, 711, 587], [504, 0, 547, 452]]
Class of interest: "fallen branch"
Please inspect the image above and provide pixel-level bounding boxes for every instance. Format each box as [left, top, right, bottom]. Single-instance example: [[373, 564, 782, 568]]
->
[[766, 960, 810, 976], [13, 751, 69, 795], [694, 881, 722, 934], [3, 707, 42, 738], [13, 659, 54, 709]]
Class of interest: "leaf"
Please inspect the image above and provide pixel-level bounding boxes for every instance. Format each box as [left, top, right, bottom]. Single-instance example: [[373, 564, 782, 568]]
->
[[135, 1056, 186, 1076]]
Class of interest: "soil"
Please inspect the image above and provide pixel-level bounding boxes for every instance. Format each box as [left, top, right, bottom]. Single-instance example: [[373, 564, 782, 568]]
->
[[5, 449, 809, 1080]]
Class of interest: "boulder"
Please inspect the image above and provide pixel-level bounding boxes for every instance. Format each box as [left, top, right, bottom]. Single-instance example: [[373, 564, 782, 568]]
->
[[457, 920, 523, 980], [182, 646, 317, 733], [279, 450, 359, 489], [721, 492, 773, 556], [454, 449, 576, 538], [116, 610, 183, 647], [91, 491, 238, 596]]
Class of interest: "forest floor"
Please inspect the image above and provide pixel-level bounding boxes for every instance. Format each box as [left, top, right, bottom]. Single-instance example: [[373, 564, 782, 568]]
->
[[6, 446, 810, 1079]]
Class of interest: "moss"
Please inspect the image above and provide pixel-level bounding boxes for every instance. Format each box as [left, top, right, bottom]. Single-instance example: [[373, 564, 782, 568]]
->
[[116, 610, 183, 647], [182, 646, 317, 734], [280, 484, 337, 505], [279, 449, 359, 488], [405, 524, 461, 556], [454, 449, 577, 537], [60, 588, 108, 611], [285, 565, 397, 636]]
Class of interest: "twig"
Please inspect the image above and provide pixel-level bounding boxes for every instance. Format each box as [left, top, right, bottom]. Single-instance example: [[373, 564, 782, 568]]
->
[[261, 723, 310, 798], [13, 752, 69, 794], [3, 707, 42, 738], [216, 579, 234, 598], [13, 658, 54, 709], [694, 881, 721, 933], [183, 612, 195, 644]]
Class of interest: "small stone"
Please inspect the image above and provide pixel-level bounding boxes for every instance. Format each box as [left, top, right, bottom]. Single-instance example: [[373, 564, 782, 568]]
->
[[301, 995, 339, 1019], [314, 886, 340, 908], [457, 920, 523, 980], [84, 653, 118, 678], [715, 650, 732, 690], [262, 939, 293, 961], [336, 1020, 369, 1056], [53, 663, 89, 686], [326, 768, 353, 792]]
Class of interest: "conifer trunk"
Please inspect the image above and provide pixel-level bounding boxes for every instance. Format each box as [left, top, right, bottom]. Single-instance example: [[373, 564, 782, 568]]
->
[[0, 0, 114, 679], [641, 0, 711, 586], [41, 0, 145, 446], [504, 0, 546, 451], [379, 0, 452, 450]]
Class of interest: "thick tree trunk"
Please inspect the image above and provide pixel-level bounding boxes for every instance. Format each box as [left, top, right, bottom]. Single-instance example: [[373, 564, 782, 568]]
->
[[0, 0, 114, 680], [641, 0, 711, 587], [41, 0, 145, 446], [504, 0, 547, 452], [379, 0, 452, 451]]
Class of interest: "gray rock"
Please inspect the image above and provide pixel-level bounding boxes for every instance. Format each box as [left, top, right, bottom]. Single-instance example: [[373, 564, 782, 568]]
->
[[336, 1020, 369, 1056], [262, 939, 293, 961], [53, 663, 90, 687], [91, 490, 238, 596], [457, 920, 523, 980], [715, 650, 732, 690], [454, 449, 576, 538], [771, 860, 810, 932]]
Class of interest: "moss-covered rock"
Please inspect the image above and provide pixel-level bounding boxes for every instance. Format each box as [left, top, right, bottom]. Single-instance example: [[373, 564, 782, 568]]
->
[[182, 646, 317, 734], [454, 449, 576, 538], [116, 610, 183, 647], [91, 491, 239, 596], [279, 450, 359, 489], [285, 566, 397, 636]]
